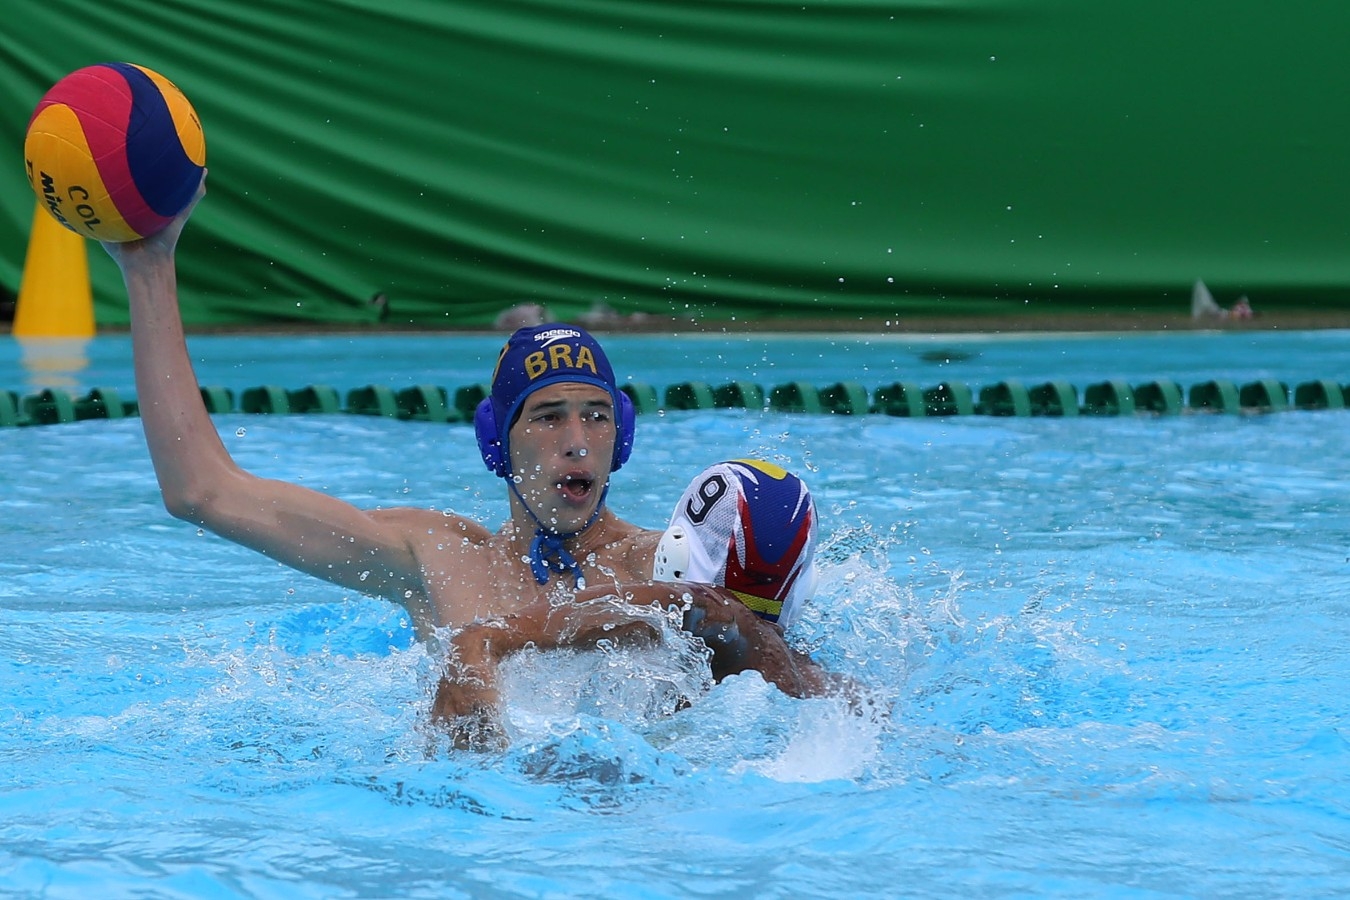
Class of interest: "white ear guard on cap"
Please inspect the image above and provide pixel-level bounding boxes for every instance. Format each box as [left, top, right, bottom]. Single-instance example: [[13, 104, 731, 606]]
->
[[652, 523, 690, 581], [652, 513, 720, 587]]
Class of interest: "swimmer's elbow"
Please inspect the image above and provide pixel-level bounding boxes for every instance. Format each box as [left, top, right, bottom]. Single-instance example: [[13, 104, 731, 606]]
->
[[157, 462, 250, 526], [159, 480, 220, 526], [161, 492, 204, 525]]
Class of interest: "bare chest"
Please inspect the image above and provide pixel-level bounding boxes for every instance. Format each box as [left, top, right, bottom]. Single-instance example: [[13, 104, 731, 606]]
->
[[416, 532, 656, 629]]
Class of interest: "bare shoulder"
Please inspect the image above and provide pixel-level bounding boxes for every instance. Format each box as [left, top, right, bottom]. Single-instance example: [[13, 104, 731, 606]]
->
[[369, 506, 493, 545], [628, 526, 662, 557], [610, 522, 662, 577]]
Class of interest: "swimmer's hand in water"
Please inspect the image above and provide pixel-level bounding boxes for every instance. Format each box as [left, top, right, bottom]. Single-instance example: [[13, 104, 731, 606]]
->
[[676, 582, 831, 699], [436, 690, 508, 754], [682, 603, 751, 659], [431, 621, 510, 752]]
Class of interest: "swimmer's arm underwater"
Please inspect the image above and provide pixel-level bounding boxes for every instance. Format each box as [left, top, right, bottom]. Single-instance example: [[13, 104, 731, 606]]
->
[[431, 597, 664, 750], [631, 581, 833, 698], [432, 582, 837, 749]]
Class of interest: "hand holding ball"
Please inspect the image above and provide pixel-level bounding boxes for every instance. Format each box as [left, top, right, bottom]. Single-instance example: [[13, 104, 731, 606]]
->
[[24, 62, 206, 243]]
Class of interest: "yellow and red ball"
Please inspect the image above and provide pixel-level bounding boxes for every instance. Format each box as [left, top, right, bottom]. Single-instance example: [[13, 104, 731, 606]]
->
[[24, 62, 206, 242]]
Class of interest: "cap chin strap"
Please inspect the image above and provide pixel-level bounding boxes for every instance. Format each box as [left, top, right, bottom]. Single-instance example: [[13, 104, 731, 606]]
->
[[509, 477, 608, 589]]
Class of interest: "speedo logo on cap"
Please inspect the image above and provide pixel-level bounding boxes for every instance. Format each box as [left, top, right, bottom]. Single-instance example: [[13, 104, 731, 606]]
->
[[533, 328, 583, 344]]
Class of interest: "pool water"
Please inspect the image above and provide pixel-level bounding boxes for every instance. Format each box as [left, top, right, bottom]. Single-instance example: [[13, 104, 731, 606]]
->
[[2, 329, 1349, 897]]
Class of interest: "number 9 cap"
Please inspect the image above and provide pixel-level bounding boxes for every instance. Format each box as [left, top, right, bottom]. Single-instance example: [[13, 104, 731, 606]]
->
[[653, 459, 818, 630]]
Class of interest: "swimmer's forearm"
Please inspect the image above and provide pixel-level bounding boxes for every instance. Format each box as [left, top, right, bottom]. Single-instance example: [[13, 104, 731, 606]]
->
[[432, 627, 507, 749], [102, 177, 237, 516], [484, 600, 661, 653], [121, 244, 236, 512], [681, 591, 833, 699]]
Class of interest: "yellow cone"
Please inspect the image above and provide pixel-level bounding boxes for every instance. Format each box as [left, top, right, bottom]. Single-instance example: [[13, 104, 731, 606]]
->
[[14, 201, 95, 339]]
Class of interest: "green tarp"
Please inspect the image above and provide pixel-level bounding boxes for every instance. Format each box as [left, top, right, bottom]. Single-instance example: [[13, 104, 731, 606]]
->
[[3, 0, 1349, 327]]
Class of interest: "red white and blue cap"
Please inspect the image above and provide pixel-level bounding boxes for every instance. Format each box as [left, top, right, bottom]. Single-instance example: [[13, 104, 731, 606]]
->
[[653, 459, 818, 629]]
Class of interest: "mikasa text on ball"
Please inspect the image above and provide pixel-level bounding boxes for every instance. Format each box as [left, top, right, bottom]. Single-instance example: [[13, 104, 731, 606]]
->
[[24, 62, 206, 242]]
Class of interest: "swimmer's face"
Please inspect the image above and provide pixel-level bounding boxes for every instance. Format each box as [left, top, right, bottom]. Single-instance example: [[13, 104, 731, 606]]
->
[[507, 382, 616, 532]]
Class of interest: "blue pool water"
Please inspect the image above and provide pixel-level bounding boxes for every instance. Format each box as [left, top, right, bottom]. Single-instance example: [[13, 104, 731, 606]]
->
[[2, 329, 1349, 897]]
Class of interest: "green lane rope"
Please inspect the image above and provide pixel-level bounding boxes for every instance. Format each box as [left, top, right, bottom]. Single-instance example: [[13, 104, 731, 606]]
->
[[1, 377, 1345, 427]]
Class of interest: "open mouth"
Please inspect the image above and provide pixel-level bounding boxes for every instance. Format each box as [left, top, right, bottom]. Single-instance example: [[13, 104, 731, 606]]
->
[[557, 473, 595, 502]]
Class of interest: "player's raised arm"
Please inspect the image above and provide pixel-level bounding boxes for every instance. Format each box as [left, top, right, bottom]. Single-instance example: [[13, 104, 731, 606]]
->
[[101, 179, 441, 619]]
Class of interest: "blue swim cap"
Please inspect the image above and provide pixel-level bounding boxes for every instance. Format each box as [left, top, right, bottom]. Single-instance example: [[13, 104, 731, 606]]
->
[[474, 323, 633, 477]]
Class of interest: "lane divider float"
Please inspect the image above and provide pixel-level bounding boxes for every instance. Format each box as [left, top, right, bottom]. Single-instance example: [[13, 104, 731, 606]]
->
[[1, 377, 1345, 427]]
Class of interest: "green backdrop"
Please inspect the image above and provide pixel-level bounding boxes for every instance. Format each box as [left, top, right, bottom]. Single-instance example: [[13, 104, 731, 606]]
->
[[3, 0, 1349, 327]]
